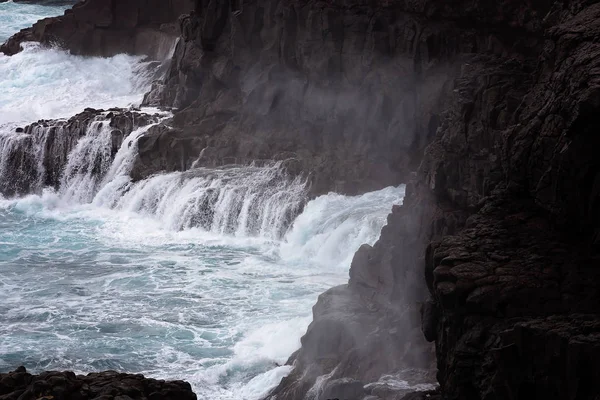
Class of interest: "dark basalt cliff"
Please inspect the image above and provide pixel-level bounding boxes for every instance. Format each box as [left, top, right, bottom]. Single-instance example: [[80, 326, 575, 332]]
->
[[261, 0, 600, 399], [134, 0, 474, 197], [419, 2, 600, 397], [2, 0, 600, 399]]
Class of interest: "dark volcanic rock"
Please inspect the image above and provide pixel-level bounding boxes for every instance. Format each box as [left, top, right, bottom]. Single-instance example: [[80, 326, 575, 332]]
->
[[269, 0, 600, 399], [0, 367, 196, 400], [268, 197, 436, 400], [398, 391, 441, 400], [0, 109, 159, 198], [138, 0, 464, 196], [317, 378, 365, 400], [410, 1, 600, 399], [2, 0, 599, 399], [1, 0, 194, 58]]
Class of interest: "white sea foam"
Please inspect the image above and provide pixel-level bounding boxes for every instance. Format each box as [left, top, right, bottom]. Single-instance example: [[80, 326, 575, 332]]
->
[[0, 43, 153, 125], [0, 178, 404, 399], [280, 186, 405, 268], [0, 1, 72, 43]]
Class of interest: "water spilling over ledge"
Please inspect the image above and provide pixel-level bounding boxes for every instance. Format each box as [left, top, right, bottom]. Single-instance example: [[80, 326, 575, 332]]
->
[[0, 108, 309, 238], [0, 105, 405, 398]]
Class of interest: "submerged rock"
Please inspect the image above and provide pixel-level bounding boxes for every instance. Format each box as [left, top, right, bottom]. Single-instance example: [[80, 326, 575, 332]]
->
[[0, 367, 197, 400]]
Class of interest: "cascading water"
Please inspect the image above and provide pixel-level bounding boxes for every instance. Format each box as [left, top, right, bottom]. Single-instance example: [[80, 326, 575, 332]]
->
[[0, 110, 406, 398], [0, 111, 162, 197], [0, 121, 73, 196], [0, 3, 408, 400], [97, 165, 306, 237], [1, 114, 308, 238], [60, 121, 123, 204]]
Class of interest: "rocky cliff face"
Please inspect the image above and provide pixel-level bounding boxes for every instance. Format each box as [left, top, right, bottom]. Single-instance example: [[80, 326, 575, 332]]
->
[[0, 0, 194, 59], [2, 0, 599, 399], [138, 0, 463, 196], [265, 0, 600, 399], [418, 2, 600, 398], [129, 5, 471, 393]]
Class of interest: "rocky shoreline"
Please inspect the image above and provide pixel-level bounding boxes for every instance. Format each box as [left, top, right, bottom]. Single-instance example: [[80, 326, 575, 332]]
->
[[1, 0, 599, 399], [0, 367, 196, 400], [0, 0, 193, 59], [0, 108, 162, 197]]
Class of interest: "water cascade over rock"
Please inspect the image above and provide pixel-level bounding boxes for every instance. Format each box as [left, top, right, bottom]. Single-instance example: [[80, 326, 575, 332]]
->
[[0, 109, 159, 198], [0, 109, 309, 240], [0, 108, 405, 399]]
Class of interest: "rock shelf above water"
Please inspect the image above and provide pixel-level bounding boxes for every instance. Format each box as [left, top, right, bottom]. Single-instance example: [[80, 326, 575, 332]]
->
[[0, 367, 196, 400]]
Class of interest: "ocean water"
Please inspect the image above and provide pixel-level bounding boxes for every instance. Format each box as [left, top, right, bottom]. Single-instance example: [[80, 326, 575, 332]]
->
[[0, 1, 73, 43], [0, 2, 152, 125], [0, 3, 406, 399]]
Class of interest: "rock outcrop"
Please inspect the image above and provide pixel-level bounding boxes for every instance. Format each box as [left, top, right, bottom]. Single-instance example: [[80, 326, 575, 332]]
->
[[137, 0, 461, 196], [0, 108, 160, 197], [0, 0, 194, 59], [0, 366, 196, 400], [268, 0, 600, 399], [417, 2, 600, 398]]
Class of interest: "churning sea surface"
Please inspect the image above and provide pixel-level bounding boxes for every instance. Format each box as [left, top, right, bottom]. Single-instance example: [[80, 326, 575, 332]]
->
[[0, 3, 406, 399]]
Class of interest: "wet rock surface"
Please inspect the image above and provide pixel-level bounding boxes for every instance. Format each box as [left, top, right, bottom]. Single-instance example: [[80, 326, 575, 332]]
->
[[0, 108, 160, 198], [138, 0, 463, 197], [0, 0, 193, 58], [269, 0, 600, 399], [0, 367, 196, 400], [413, 1, 600, 398], [268, 197, 437, 400]]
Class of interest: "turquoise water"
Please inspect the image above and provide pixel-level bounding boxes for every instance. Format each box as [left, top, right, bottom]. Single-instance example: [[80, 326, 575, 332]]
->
[[0, 3, 406, 399], [0, 1, 72, 43], [0, 186, 404, 399], [0, 2, 150, 124]]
